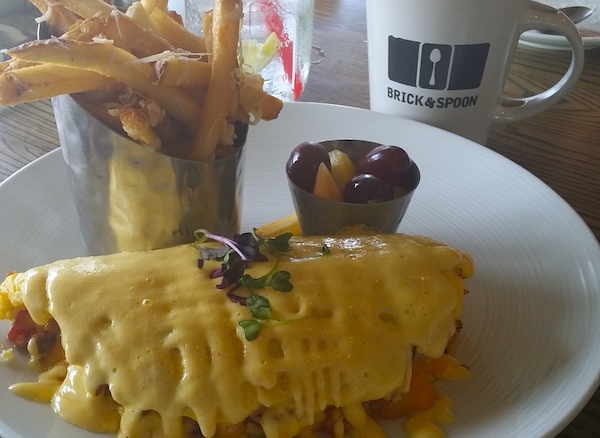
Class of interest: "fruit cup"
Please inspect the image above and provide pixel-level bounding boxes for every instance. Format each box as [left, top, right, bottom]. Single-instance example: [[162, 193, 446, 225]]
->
[[286, 139, 420, 235]]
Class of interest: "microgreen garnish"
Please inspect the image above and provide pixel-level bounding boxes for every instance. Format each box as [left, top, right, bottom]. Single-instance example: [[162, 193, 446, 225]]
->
[[270, 270, 293, 292], [194, 230, 250, 261], [240, 259, 293, 292], [239, 320, 263, 341], [246, 295, 272, 319], [195, 229, 294, 341], [254, 229, 293, 256]]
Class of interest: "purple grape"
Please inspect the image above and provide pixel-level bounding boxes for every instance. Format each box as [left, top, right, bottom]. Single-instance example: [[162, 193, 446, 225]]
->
[[356, 145, 411, 188], [343, 174, 394, 204], [286, 142, 331, 193]]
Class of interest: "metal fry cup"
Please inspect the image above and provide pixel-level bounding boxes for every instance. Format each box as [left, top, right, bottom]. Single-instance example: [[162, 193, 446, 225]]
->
[[287, 139, 420, 236], [53, 94, 247, 255]]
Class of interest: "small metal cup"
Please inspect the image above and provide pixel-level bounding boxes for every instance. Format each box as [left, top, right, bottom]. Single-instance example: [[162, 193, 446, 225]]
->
[[53, 94, 247, 255], [287, 139, 420, 235]]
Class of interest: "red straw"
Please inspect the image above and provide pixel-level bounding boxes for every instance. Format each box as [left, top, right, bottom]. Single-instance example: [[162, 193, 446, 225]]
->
[[258, 0, 303, 99]]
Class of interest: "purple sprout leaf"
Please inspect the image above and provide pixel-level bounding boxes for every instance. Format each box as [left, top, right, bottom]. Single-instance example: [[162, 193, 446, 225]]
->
[[222, 259, 247, 284], [227, 292, 249, 306]]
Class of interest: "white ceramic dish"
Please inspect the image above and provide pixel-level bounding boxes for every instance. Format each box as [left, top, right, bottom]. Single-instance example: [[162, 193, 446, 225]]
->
[[1, 102, 599, 438], [520, 0, 600, 50]]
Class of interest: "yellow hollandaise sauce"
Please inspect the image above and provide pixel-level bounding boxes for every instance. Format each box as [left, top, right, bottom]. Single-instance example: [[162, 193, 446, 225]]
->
[[0, 234, 473, 438]]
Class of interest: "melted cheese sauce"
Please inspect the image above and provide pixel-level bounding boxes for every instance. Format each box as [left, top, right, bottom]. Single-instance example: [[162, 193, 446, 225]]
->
[[107, 142, 191, 252], [4, 234, 473, 438]]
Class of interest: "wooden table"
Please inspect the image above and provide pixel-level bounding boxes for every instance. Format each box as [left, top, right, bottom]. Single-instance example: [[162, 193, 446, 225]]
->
[[0, 1, 599, 437]]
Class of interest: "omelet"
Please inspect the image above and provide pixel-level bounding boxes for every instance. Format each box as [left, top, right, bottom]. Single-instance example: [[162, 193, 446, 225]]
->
[[0, 233, 473, 438]]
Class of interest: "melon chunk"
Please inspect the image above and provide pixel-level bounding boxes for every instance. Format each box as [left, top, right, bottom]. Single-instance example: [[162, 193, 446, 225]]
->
[[313, 162, 343, 201], [329, 149, 356, 192]]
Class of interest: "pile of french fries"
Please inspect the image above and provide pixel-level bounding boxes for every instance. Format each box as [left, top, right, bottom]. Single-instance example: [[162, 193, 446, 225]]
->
[[0, 0, 283, 161]]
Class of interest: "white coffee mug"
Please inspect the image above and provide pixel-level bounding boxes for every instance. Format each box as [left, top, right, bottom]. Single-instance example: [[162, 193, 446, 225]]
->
[[366, 0, 585, 144]]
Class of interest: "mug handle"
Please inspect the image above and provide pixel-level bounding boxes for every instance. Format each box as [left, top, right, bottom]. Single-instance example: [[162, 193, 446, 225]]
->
[[493, 1, 585, 124]]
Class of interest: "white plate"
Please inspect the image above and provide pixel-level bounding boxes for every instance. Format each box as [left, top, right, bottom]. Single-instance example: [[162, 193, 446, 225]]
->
[[520, 0, 600, 50], [1, 102, 600, 438]]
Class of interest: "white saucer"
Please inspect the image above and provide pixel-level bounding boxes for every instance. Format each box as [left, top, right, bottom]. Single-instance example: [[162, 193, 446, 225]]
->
[[520, 0, 600, 50]]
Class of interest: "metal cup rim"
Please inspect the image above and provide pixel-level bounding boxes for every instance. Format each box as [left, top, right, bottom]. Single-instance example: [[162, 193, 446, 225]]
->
[[287, 138, 421, 202], [287, 138, 421, 235]]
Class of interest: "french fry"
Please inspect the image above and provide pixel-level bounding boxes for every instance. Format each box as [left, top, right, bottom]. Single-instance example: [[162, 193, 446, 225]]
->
[[153, 56, 211, 87], [0, 61, 12, 74], [48, 0, 114, 19], [238, 71, 269, 116], [61, 11, 174, 58], [0, 59, 36, 74], [77, 89, 190, 159], [141, 0, 168, 12], [227, 84, 240, 121], [261, 94, 284, 121], [202, 9, 214, 61], [189, 0, 243, 161], [75, 95, 124, 134], [27, 0, 80, 34], [0, 64, 116, 106], [166, 10, 185, 26], [125, 1, 158, 32], [233, 85, 283, 125], [149, 8, 207, 53], [118, 107, 162, 151], [5, 39, 203, 130], [181, 85, 208, 104], [7, 0, 284, 161]]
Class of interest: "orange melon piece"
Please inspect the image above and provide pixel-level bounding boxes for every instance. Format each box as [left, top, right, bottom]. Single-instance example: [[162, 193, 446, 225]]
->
[[313, 162, 343, 201], [328, 149, 356, 192]]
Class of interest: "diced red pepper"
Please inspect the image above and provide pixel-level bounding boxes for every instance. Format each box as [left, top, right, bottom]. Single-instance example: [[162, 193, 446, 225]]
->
[[7, 309, 45, 349]]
